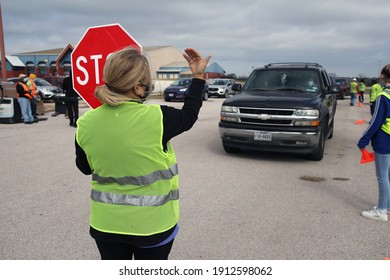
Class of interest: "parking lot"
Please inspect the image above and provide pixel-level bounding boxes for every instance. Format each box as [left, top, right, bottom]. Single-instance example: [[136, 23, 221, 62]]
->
[[0, 97, 389, 260]]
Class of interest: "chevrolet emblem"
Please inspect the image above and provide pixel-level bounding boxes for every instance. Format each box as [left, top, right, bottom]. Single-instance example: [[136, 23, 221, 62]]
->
[[258, 114, 271, 120]]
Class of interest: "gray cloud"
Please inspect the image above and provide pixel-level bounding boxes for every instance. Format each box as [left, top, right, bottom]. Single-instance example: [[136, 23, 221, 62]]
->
[[2, 0, 390, 77]]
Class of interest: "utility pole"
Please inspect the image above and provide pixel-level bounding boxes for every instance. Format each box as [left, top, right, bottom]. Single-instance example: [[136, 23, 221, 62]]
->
[[0, 2, 7, 81]]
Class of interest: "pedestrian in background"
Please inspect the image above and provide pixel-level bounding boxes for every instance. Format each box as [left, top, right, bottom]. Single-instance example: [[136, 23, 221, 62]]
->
[[358, 79, 366, 103], [358, 64, 390, 222], [16, 74, 34, 124], [62, 71, 79, 127], [350, 78, 360, 106], [370, 78, 383, 115], [27, 73, 38, 121], [75, 47, 210, 260]]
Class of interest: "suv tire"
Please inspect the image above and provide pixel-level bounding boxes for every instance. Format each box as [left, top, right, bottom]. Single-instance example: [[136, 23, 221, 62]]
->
[[307, 125, 325, 161]]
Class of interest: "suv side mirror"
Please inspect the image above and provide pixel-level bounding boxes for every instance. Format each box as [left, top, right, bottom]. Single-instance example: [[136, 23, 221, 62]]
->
[[328, 84, 341, 93], [232, 83, 242, 92]]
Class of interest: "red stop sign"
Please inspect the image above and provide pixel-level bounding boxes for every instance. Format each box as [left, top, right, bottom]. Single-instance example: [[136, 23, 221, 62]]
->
[[71, 23, 142, 109]]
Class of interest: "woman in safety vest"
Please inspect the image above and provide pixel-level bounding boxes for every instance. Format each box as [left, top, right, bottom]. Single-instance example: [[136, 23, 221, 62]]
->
[[75, 47, 210, 260], [358, 64, 390, 222]]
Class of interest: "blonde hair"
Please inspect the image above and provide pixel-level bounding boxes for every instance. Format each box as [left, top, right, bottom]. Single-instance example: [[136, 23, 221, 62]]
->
[[94, 47, 151, 106]]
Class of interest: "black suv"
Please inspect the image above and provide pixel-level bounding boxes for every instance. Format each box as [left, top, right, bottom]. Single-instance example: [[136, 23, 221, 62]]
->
[[219, 62, 339, 161]]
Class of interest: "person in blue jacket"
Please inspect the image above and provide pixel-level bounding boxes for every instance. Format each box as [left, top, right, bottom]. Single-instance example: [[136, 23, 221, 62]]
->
[[357, 64, 390, 221]]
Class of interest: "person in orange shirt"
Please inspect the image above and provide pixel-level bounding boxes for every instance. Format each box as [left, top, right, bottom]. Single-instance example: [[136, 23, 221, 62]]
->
[[16, 74, 34, 124]]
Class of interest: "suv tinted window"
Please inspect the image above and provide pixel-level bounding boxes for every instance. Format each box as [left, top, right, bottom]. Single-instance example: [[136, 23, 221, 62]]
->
[[243, 69, 321, 94]]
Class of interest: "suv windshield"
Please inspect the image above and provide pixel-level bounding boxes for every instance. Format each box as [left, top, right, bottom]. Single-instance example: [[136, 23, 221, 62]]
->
[[243, 69, 321, 94]]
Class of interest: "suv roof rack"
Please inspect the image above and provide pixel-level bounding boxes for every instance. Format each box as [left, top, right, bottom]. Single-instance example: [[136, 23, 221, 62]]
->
[[264, 62, 323, 68]]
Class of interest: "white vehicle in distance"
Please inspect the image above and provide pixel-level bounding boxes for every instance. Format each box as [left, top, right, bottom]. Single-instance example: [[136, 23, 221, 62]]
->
[[208, 79, 236, 98]]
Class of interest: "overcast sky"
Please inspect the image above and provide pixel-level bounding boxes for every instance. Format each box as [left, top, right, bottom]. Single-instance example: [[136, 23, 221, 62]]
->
[[2, 0, 390, 78]]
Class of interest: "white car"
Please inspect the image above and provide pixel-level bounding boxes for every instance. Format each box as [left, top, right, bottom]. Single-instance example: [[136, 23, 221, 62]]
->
[[208, 79, 236, 98]]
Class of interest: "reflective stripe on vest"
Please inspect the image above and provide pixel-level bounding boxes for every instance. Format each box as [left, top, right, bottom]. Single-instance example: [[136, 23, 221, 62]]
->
[[92, 163, 178, 186], [377, 90, 390, 135], [91, 189, 179, 206]]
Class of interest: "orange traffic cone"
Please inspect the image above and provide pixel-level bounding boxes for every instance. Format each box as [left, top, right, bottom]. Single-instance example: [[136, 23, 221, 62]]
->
[[354, 119, 365, 125], [360, 148, 375, 164], [358, 102, 363, 107]]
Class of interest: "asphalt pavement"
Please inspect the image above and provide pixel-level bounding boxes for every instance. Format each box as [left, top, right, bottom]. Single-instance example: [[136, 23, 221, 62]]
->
[[1, 97, 389, 260]]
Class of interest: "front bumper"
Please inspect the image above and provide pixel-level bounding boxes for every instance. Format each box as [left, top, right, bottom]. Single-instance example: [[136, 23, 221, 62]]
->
[[219, 125, 321, 153], [209, 90, 224, 96]]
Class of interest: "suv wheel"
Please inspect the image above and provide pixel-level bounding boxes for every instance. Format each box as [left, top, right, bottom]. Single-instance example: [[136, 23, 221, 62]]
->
[[307, 125, 325, 161]]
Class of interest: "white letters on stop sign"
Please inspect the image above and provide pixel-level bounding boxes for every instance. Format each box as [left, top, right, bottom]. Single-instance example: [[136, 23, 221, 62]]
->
[[75, 54, 105, 85]]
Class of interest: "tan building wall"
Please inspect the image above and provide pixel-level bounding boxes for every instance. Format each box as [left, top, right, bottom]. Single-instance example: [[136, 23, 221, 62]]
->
[[143, 46, 186, 80]]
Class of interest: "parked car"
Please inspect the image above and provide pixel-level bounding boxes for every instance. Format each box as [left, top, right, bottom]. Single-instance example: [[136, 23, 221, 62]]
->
[[8, 77, 64, 101], [43, 76, 66, 88], [163, 78, 209, 101], [219, 62, 339, 161], [208, 79, 236, 98], [334, 77, 351, 99]]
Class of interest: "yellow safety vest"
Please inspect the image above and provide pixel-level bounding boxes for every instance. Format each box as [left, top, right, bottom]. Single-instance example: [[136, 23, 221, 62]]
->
[[350, 81, 358, 93], [377, 90, 390, 135], [359, 82, 366, 93], [76, 102, 179, 236], [370, 83, 383, 103]]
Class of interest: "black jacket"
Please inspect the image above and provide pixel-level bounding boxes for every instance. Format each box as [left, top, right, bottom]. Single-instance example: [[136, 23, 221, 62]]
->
[[62, 76, 79, 98]]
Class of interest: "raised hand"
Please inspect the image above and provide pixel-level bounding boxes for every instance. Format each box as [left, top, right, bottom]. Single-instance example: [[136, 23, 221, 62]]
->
[[183, 48, 211, 79]]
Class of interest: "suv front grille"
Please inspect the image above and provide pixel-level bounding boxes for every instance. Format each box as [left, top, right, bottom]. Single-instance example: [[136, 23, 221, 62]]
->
[[241, 118, 292, 125], [230, 107, 297, 126], [240, 108, 294, 116]]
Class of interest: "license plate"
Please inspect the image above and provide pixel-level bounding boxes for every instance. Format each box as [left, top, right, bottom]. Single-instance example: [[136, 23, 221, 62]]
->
[[254, 131, 272, 141], [169, 94, 174, 97]]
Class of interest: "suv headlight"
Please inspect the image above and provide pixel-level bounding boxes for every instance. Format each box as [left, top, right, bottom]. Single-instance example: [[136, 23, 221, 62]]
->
[[221, 106, 239, 113], [293, 109, 320, 126], [179, 88, 187, 92], [294, 109, 319, 116]]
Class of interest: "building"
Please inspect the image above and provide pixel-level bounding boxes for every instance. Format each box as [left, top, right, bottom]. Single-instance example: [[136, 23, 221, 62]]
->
[[1, 45, 226, 82]]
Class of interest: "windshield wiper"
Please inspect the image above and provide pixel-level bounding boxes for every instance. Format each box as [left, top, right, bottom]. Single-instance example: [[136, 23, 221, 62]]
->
[[275, 88, 305, 92]]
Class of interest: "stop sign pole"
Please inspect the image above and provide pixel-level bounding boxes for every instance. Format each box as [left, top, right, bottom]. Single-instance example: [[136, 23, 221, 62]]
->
[[71, 23, 142, 109]]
